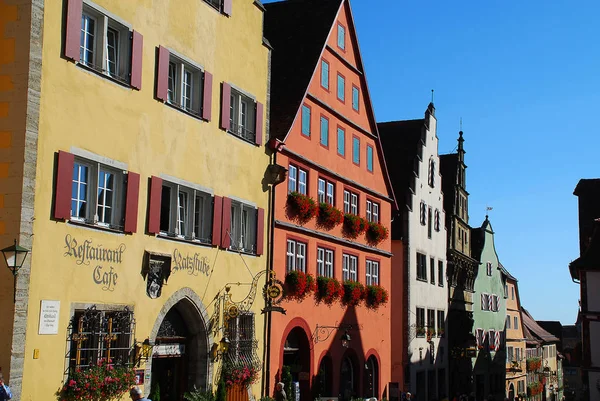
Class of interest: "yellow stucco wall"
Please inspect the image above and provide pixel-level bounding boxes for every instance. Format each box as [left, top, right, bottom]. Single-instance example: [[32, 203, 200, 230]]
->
[[505, 280, 527, 396], [19, 0, 270, 399]]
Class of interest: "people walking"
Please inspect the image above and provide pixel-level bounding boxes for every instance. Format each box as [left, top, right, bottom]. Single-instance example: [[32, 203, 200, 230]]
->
[[275, 382, 287, 401], [129, 386, 150, 401], [0, 374, 12, 401]]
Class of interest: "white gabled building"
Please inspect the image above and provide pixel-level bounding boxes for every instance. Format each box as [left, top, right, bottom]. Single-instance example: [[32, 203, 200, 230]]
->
[[380, 103, 449, 401]]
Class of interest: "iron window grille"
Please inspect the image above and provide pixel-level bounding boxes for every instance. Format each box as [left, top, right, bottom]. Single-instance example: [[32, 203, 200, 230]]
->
[[225, 313, 261, 371]]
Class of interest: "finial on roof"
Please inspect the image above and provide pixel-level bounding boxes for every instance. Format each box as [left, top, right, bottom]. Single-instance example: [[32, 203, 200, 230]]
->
[[460, 117, 462, 131], [431, 89, 434, 104]]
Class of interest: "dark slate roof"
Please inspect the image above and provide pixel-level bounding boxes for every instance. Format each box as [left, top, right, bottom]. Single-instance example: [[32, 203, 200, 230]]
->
[[574, 178, 600, 196], [264, 0, 343, 139], [521, 307, 560, 343], [537, 321, 563, 349], [499, 262, 517, 281], [439, 153, 458, 219], [570, 219, 600, 279], [522, 323, 541, 347]]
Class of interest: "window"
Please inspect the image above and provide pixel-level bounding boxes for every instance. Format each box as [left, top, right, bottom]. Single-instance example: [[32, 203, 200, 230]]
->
[[337, 127, 345, 156], [491, 295, 499, 312], [416, 252, 427, 281], [437, 310, 445, 337], [352, 86, 359, 111], [226, 312, 258, 368], [318, 178, 335, 205], [516, 347, 521, 361], [416, 307, 425, 336], [481, 293, 490, 311], [352, 137, 360, 164], [427, 309, 436, 332], [287, 165, 307, 195], [475, 329, 484, 347], [506, 315, 511, 329], [518, 380, 525, 395], [159, 182, 213, 242], [366, 200, 380, 223], [504, 284, 509, 298], [428, 159, 435, 187], [507, 346, 514, 361], [229, 201, 258, 253], [342, 253, 358, 281], [167, 56, 204, 116], [79, 5, 131, 83], [71, 158, 126, 229], [430, 258, 435, 285], [301, 105, 311, 136], [366, 260, 379, 285], [337, 23, 345, 50], [420, 201, 427, 225], [321, 60, 329, 89], [489, 329, 496, 350], [486, 262, 493, 276], [511, 286, 515, 300], [434, 209, 441, 231], [367, 145, 374, 172], [337, 74, 345, 102], [203, 0, 223, 11], [343, 190, 358, 214], [320, 116, 329, 147], [317, 247, 334, 277], [68, 306, 134, 371], [514, 316, 518, 329], [286, 239, 306, 272], [438, 261, 444, 287], [229, 89, 256, 142], [427, 207, 433, 239]]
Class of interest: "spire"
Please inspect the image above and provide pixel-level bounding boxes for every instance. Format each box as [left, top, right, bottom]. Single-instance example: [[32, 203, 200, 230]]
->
[[457, 129, 465, 162]]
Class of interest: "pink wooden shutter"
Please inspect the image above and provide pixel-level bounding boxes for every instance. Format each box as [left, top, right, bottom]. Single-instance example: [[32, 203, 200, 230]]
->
[[255, 102, 263, 146], [156, 46, 170, 101], [256, 207, 265, 255], [488, 294, 493, 311], [202, 71, 213, 121], [221, 83, 231, 131], [481, 294, 484, 310], [223, 0, 232, 16], [148, 176, 163, 234], [65, 0, 83, 61], [221, 197, 232, 248], [54, 151, 74, 220], [130, 31, 143, 90], [124, 172, 140, 233], [212, 195, 223, 246]]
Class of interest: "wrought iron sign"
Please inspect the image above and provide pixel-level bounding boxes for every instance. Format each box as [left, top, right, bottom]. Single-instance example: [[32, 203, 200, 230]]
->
[[142, 251, 172, 299], [262, 269, 286, 315]]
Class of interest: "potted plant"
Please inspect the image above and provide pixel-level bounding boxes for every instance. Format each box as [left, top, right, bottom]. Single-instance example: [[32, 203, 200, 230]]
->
[[416, 326, 426, 337], [222, 363, 259, 388], [59, 358, 137, 401], [286, 192, 318, 224], [364, 285, 389, 310], [342, 214, 368, 239], [285, 271, 316, 301], [342, 280, 365, 306], [317, 202, 344, 230], [426, 327, 436, 340], [314, 276, 344, 305], [365, 222, 389, 246]]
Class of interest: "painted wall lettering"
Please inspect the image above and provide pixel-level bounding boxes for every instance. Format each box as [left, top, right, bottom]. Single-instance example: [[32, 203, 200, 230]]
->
[[172, 249, 210, 276], [63, 234, 126, 291]]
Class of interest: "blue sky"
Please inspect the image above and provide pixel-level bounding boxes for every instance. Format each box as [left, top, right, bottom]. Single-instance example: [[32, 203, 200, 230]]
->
[[265, 0, 598, 324]]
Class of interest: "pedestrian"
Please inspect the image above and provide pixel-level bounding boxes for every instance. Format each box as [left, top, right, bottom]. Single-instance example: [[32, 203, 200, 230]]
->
[[129, 386, 150, 401], [406, 392, 412, 401], [0, 373, 12, 401], [275, 382, 287, 401]]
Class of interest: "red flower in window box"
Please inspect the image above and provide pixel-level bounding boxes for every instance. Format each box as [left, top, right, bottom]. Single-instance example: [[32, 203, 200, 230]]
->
[[317, 202, 344, 230], [286, 192, 318, 224], [223, 363, 259, 388], [315, 276, 345, 305], [364, 284, 389, 310], [60, 359, 136, 401], [365, 222, 389, 246], [526, 357, 542, 371], [284, 271, 316, 301], [342, 280, 365, 307], [342, 214, 368, 239]]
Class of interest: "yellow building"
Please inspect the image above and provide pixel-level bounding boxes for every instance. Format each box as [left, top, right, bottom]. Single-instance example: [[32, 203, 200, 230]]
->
[[0, 0, 270, 399], [502, 267, 527, 401]]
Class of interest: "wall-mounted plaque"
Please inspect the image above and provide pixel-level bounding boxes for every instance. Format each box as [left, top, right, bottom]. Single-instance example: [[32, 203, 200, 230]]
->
[[38, 300, 60, 335]]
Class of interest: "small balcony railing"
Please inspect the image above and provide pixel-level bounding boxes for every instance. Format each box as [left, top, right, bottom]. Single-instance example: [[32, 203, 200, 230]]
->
[[229, 121, 256, 143]]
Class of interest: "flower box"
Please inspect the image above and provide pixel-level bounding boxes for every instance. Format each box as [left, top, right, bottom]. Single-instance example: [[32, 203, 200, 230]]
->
[[342, 214, 368, 239], [315, 276, 344, 305], [527, 357, 542, 371], [285, 271, 316, 301], [317, 202, 344, 230], [426, 327, 436, 340], [365, 222, 389, 246], [60, 358, 136, 401], [416, 326, 426, 337], [286, 192, 318, 223], [342, 280, 365, 307], [364, 285, 389, 310], [223, 363, 259, 388], [528, 381, 543, 396]]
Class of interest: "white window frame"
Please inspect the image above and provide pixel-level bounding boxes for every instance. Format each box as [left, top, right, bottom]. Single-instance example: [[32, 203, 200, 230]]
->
[[343, 190, 350, 214], [167, 55, 204, 116], [71, 158, 125, 229], [230, 201, 258, 254], [160, 181, 213, 243], [342, 253, 357, 281], [366, 260, 379, 285], [350, 193, 358, 215], [80, 3, 131, 83], [229, 89, 256, 143], [318, 178, 335, 205], [288, 165, 297, 193], [317, 247, 334, 278], [287, 239, 306, 272]]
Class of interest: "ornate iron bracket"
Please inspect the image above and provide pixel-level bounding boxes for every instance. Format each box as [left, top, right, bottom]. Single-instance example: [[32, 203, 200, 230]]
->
[[311, 323, 359, 349]]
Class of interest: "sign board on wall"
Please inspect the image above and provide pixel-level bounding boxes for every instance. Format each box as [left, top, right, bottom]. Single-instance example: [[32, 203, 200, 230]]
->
[[38, 300, 60, 335]]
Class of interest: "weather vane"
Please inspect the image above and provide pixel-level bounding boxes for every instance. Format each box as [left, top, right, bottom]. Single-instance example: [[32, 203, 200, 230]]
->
[[486, 205, 493, 218]]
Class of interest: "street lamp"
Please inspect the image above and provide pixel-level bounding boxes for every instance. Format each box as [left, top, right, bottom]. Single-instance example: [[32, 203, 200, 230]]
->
[[1, 239, 30, 303], [135, 338, 155, 366]]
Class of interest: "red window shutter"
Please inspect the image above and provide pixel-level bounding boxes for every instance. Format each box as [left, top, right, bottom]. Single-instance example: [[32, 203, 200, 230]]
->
[[54, 151, 74, 220], [221, 83, 231, 131], [156, 46, 170, 101], [130, 31, 143, 90], [65, 0, 83, 61], [256, 207, 265, 256], [255, 102, 263, 146], [202, 71, 213, 121], [124, 172, 140, 233], [148, 176, 163, 234], [221, 197, 232, 248], [212, 195, 223, 246], [223, 0, 232, 16]]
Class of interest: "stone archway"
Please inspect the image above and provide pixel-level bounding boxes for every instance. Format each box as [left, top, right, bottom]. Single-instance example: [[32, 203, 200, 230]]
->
[[145, 288, 214, 398]]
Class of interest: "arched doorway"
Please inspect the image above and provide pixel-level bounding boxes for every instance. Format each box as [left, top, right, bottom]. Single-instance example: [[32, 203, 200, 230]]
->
[[509, 383, 515, 401], [283, 327, 311, 401], [316, 355, 333, 397], [339, 354, 359, 401], [149, 296, 211, 401], [364, 355, 379, 398]]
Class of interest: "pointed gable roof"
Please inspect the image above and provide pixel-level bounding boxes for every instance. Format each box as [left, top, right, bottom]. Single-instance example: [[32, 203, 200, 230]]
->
[[521, 307, 560, 344], [569, 219, 600, 279]]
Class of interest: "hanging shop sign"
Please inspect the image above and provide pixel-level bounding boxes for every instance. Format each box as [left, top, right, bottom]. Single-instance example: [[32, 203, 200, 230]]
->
[[63, 234, 125, 291], [143, 251, 172, 299], [153, 344, 186, 357]]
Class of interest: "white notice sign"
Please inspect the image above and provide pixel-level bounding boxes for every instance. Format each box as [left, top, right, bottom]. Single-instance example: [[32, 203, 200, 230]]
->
[[38, 300, 60, 335]]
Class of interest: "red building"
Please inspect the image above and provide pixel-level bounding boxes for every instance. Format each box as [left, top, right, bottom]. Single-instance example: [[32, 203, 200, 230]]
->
[[263, 1, 397, 400]]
